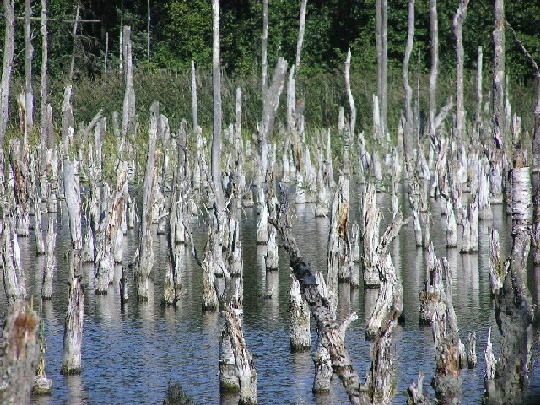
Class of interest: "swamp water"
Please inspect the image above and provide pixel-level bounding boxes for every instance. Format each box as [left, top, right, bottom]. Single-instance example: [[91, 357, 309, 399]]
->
[[3, 183, 540, 404]]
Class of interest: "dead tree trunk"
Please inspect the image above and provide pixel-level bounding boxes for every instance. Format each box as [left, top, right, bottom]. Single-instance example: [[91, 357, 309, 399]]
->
[[0, 301, 40, 404], [403, 0, 415, 176], [2, 218, 27, 304], [476, 46, 484, 127], [295, 0, 307, 72], [134, 102, 159, 301], [40, 0, 49, 149], [429, 0, 438, 142], [219, 307, 258, 404], [272, 192, 372, 404], [261, 0, 268, 99], [191, 61, 198, 131], [63, 159, 82, 250], [0, 0, 15, 159], [431, 258, 462, 404], [41, 215, 56, 300], [344, 49, 356, 141], [493, 0, 506, 149], [363, 183, 382, 288], [61, 254, 84, 375], [24, 0, 34, 128], [453, 0, 469, 145], [484, 144, 534, 404], [122, 26, 136, 138], [289, 274, 310, 352]]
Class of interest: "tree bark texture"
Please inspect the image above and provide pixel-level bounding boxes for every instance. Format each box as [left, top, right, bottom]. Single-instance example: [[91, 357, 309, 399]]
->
[[61, 271, 84, 375], [0, 301, 40, 404], [24, 0, 34, 128], [0, 0, 15, 149], [453, 0, 469, 145], [135, 101, 160, 301], [493, 0, 506, 149]]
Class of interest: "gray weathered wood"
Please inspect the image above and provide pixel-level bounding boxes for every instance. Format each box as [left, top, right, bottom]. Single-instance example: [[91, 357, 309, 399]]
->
[[134, 102, 160, 301], [121, 26, 136, 137], [453, 0, 469, 144], [493, 0, 506, 149], [0, 300, 40, 404], [61, 265, 84, 375], [0, 0, 15, 152], [219, 307, 258, 404]]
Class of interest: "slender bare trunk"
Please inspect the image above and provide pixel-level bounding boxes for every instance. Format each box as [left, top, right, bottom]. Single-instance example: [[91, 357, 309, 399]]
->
[[429, 0, 438, 141], [477, 46, 483, 126], [69, 2, 80, 82], [212, 0, 224, 213], [122, 26, 136, 137], [453, 0, 469, 144], [1, 0, 15, 153], [24, 0, 34, 128], [403, 0, 415, 171], [344, 49, 356, 137], [40, 0, 49, 148], [493, 0, 506, 149], [191, 60, 198, 131], [295, 0, 307, 72], [261, 0, 268, 99]]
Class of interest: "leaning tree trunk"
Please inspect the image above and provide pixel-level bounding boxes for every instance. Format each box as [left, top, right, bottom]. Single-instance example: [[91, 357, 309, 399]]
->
[[0, 301, 40, 405]]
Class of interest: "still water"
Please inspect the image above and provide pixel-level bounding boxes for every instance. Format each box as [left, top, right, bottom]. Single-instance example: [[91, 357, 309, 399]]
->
[[4, 183, 540, 404]]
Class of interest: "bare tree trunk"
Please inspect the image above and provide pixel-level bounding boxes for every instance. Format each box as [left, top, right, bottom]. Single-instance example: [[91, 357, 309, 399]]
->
[[429, 0, 438, 142], [146, 0, 151, 59], [261, 0, 268, 99], [40, 0, 49, 149], [493, 0, 506, 149], [0, 0, 15, 161], [219, 307, 258, 404], [379, 0, 388, 138], [191, 60, 198, 131], [212, 0, 224, 213], [295, 0, 307, 72], [453, 0, 469, 145], [122, 26, 136, 137], [61, 270, 84, 375], [476, 46, 483, 126], [135, 101, 159, 301], [403, 0, 415, 174], [24, 0, 34, 128], [69, 2, 80, 83], [0, 301, 40, 404], [344, 49, 356, 139]]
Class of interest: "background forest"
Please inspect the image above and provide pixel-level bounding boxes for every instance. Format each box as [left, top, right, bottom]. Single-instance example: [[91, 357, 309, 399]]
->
[[2, 0, 540, 131]]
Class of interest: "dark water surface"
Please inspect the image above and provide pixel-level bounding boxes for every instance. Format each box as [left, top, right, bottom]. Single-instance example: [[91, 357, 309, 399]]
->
[[4, 183, 540, 404]]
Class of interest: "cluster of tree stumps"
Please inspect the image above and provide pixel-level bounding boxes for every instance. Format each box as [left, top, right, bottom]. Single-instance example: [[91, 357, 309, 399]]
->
[[1, 0, 540, 403]]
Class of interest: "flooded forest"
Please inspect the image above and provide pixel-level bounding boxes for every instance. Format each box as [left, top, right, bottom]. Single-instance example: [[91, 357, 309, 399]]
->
[[1, 0, 540, 404]]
